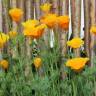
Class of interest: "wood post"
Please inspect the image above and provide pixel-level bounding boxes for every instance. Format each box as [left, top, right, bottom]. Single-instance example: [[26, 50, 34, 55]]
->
[[70, 0, 81, 57]]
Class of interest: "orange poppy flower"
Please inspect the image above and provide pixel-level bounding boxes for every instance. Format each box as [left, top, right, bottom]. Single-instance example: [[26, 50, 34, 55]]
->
[[66, 57, 89, 72], [8, 31, 18, 38], [40, 3, 52, 13], [57, 15, 69, 30], [0, 33, 9, 48], [36, 24, 47, 37], [67, 37, 84, 49], [40, 14, 57, 28], [33, 57, 42, 69], [9, 8, 23, 22], [23, 28, 38, 38], [23, 24, 47, 39], [90, 26, 96, 35], [0, 60, 9, 70], [22, 19, 39, 29]]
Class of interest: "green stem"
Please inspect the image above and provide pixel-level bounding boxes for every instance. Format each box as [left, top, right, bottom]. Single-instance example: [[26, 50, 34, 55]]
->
[[72, 80, 77, 96]]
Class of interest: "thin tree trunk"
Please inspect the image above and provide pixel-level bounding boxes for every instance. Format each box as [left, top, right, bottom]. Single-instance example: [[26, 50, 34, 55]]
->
[[51, 0, 59, 48], [35, 0, 44, 76], [0, 0, 3, 62], [10, 0, 19, 59], [59, 0, 69, 80], [24, 0, 33, 77], [17, 0, 25, 31], [90, 1, 96, 94], [90, 0, 96, 67], [25, 0, 32, 58], [51, 0, 59, 14], [10, 0, 17, 29], [2, 0, 9, 33], [70, 0, 81, 57], [0, 0, 3, 32], [17, 0, 26, 58], [83, 0, 91, 64], [59, 0, 69, 57], [2, 0, 10, 53], [40, 0, 50, 47], [35, 0, 41, 20]]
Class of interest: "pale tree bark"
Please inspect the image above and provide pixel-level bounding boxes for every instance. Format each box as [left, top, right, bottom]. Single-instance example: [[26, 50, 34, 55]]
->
[[0, 0, 3, 32], [17, 0, 26, 58], [90, 0, 96, 67], [35, 0, 44, 76], [10, 0, 17, 29], [35, 0, 41, 20], [51, 0, 59, 14], [25, 0, 33, 58], [2, 0, 9, 33], [25, 0, 33, 77], [59, 0, 69, 79], [10, 0, 19, 59], [59, 0, 69, 57], [0, 0, 3, 61], [70, 0, 81, 57], [2, 0, 10, 53], [83, 0, 91, 64], [40, 0, 50, 47], [51, 0, 59, 48], [17, 0, 25, 32]]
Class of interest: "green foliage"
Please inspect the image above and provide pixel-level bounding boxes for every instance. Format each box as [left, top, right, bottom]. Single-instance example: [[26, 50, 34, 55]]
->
[[0, 32, 96, 96], [0, 37, 96, 96]]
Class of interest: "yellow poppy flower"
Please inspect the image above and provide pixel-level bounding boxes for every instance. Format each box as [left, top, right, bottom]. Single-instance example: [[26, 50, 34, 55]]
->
[[90, 26, 96, 35], [36, 24, 47, 37], [0, 33, 9, 48], [57, 15, 70, 30], [8, 31, 18, 38], [9, 8, 23, 22], [22, 19, 39, 29], [0, 60, 9, 70], [40, 14, 57, 28], [23, 24, 46, 39], [23, 28, 38, 38], [67, 37, 84, 48], [33, 57, 42, 69], [66, 57, 89, 72], [40, 3, 52, 13]]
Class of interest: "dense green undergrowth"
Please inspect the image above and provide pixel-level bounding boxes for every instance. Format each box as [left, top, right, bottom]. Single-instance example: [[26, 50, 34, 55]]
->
[[0, 34, 96, 96]]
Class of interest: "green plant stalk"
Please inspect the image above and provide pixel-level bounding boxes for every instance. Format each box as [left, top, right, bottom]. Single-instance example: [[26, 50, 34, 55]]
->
[[72, 79, 77, 96]]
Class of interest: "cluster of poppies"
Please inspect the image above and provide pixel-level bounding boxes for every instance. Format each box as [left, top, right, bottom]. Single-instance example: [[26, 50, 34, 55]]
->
[[9, 3, 69, 39], [1, 3, 96, 72]]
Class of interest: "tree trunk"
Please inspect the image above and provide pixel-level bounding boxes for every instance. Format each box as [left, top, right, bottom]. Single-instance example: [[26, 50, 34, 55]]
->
[[34, 0, 44, 76], [59, 0, 69, 57], [40, 0, 50, 47], [0, 0, 3, 62], [0, 0, 3, 32], [25, 0, 33, 58], [70, 0, 81, 57], [25, 0, 33, 77], [2, 0, 9, 33], [35, 0, 41, 20], [17, 0, 25, 31], [90, 0, 96, 67], [51, 0, 59, 48], [10, 0, 19, 59], [17, 0, 26, 58], [10, 0, 17, 29], [83, 0, 91, 65], [59, 0, 69, 80], [2, 0, 10, 53], [51, 0, 59, 14]]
